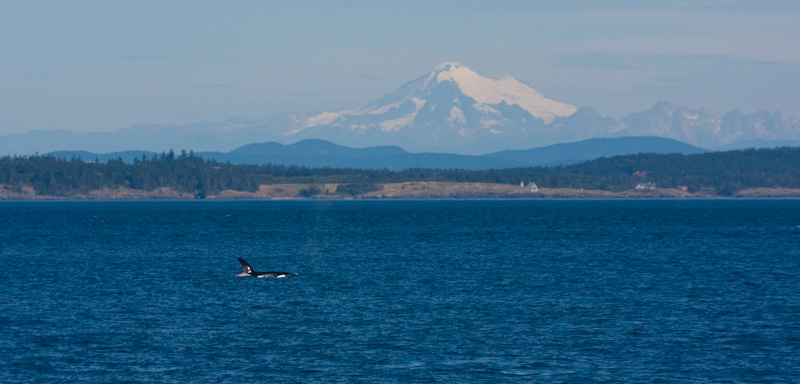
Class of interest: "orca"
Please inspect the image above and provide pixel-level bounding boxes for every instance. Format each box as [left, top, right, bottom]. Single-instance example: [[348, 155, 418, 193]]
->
[[236, 257, 296, 278]]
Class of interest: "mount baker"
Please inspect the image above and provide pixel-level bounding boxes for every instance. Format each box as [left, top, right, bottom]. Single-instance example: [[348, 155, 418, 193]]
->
[[286, 62, 578, 153]]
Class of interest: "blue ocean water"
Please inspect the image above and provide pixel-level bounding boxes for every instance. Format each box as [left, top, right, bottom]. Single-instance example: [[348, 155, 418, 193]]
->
[[1, 200, 799, 383]]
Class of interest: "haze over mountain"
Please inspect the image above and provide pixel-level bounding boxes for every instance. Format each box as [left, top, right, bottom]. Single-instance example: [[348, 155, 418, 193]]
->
[[2, 63, 799, 156]]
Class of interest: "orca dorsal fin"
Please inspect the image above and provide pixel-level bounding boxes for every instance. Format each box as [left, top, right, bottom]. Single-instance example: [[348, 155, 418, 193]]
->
[[237, 257, 254, 274]]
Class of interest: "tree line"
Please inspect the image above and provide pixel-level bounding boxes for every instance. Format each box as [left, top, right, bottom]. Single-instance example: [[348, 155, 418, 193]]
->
[[0, 147, 798, 197]]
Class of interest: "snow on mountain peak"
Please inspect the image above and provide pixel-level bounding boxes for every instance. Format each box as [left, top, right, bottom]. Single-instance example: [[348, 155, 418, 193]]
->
[[431, 62, 576, 123]]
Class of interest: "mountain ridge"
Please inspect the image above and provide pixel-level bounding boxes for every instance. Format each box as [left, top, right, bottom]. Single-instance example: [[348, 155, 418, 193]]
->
[[46, 136, 707, 171]]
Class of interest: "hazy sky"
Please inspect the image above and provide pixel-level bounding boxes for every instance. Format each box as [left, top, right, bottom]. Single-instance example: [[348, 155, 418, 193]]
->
[[2, 0, 799, 135]]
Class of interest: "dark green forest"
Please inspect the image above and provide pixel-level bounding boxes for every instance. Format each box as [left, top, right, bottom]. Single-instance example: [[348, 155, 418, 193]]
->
[[1, 147, 798, 197]]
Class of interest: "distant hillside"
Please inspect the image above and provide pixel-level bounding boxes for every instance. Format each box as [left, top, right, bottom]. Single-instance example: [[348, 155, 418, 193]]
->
[[484, 136, 707, 166], [715, 140, 800, 151], [47, 137, 707, 170]]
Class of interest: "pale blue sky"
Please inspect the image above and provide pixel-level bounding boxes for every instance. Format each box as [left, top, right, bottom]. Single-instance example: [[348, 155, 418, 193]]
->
[[1, 0, 799, 135]]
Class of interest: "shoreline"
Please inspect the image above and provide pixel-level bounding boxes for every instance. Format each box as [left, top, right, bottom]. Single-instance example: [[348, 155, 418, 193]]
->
[[2, 182, 800, 201]]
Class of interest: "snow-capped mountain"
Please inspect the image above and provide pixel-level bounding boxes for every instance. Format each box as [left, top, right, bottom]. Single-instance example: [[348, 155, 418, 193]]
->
[[284, 64, 799, 152], [2, 62, 799, 156], [287, 62, 578, 153], [615, 101, 800, 148]]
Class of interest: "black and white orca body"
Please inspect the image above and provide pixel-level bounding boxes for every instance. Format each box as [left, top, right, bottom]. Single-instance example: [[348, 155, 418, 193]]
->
[[236, 257, 296, 278]]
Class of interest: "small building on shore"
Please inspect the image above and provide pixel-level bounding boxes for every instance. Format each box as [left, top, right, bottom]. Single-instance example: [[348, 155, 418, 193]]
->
[[635, 182, 656, 190], [521, 181, 539, 192]]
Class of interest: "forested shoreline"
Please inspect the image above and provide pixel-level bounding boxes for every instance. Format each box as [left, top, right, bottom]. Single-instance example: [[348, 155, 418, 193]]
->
[[1, 147, 798, 198]]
